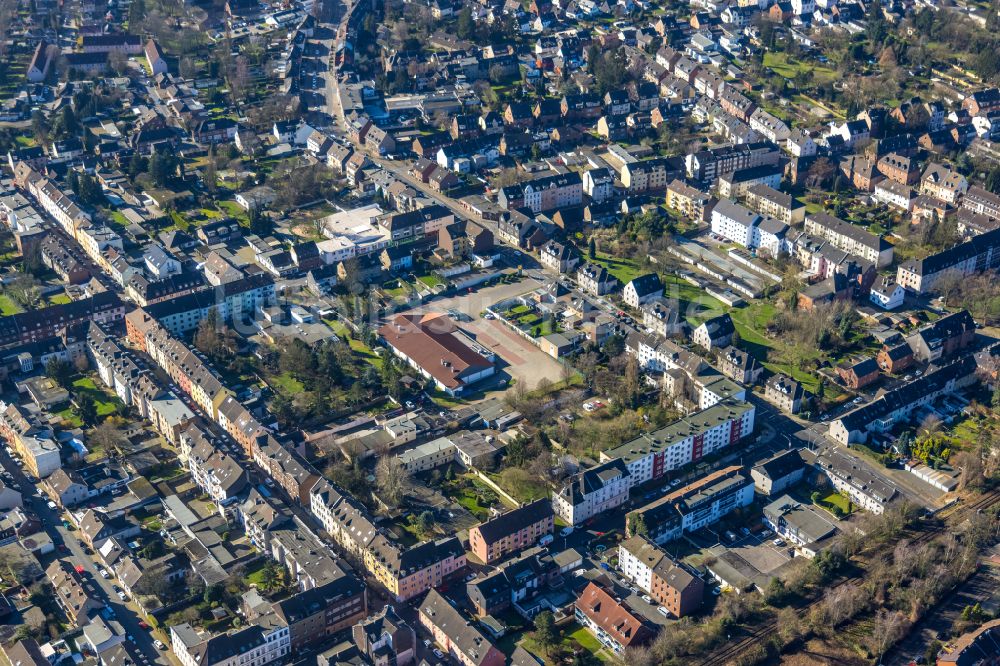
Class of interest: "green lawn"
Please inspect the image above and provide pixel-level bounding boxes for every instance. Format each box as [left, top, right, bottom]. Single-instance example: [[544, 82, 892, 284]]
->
[[763, 52, 838, 84], [817, 491, 854, 516], [270, 372, 304, 396], [661, 275, 727, 325], [564, 625, 611, 662], [48, 293, 71, 306], [244, 560, 270, 587], [729, 303, 826, 395], [417, 274, 445, 288], [589, 252, 645, 284], [72, 377, 122, 416], [0, 294, 23, 315]]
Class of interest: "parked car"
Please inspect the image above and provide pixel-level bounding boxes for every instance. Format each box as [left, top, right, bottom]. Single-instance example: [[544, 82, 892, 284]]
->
[[657, 606, 669, 617], [98, 568, 110, 579], [46, 500, 57, 510], [432, 649, 445, 660], [154, 641, 166, 650]]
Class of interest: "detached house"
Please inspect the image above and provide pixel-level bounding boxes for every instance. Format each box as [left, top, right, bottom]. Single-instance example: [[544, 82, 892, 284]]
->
[[623, 274, 663, 309], [576, 263, 618, 296]]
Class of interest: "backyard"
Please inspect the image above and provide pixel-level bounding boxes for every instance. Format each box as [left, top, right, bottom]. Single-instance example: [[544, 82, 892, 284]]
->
[[814, 491, 854, 518], [588, 251, 645, 285]]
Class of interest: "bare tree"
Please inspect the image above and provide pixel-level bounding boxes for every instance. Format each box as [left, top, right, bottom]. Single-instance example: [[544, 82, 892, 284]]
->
[[375, 457, 412, 509], [867, 609, 908, 662]]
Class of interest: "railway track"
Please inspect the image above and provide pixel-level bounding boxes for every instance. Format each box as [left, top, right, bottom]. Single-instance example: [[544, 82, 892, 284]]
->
[[698, 488, 1000, 666]]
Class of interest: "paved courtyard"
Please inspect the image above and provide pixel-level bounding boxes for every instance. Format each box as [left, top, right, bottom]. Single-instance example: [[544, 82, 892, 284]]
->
[[393, 277, 569, 392]]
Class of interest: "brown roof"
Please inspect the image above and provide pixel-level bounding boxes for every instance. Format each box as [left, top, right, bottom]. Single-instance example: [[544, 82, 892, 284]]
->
[[574, 582, 654, 649], [378, 314, 492, 390]]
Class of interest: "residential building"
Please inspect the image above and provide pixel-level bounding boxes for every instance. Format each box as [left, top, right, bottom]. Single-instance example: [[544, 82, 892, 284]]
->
[[171, 621, 290, 666], [538, 240, 580, 274], [812, 449, 896, 513], [617, 536, 703, 617], [905, 310, 976, 363], [685, 142, 780, 183], [717, 165, 783, 199], [764, 374, 804, 414], [920, 164, 968, 204], [718, 346, 763, 385], [418, 590, 505, 666], [364, 536, 466, 601], [552, 458, 631, 526], [877, 342, 914, 375], [576, 263, 618, 296], [46, 559, 103, 627], [498, 173, 582, 213], [600, 400, 755, 486], [895, 227, 1000, 294], [744, 183, 804, 225], [691, 313, 735, 350], [804, 212, 894, 268], [641, 298, 684, 338], [468, 499, 554, 564], [665, 180, 713, 222], [869, 277, 905, 310], [625, 466, 754, 544], [763, 495, 837, 557], [623, 274, 663, 309], [829, 354, 983, 445], [837, 357, 880, 390], [574, 582, 654, 654], [750, 449, 806, 496]]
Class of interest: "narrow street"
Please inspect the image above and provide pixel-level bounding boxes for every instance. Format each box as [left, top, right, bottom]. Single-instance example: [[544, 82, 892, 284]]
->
[[0, 449, 177, 666]]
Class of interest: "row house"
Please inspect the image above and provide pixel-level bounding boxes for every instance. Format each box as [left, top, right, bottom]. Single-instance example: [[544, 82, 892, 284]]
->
[[0, 292, 125, 348], [718, 346, 763, 385], [873, 179, 916, 212], [831, 353, 984, 446], [12, 162, 92, 242]]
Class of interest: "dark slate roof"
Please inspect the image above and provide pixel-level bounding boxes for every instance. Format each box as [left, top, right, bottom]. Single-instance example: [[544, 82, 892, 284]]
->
[[473, 498, 553, 544]]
